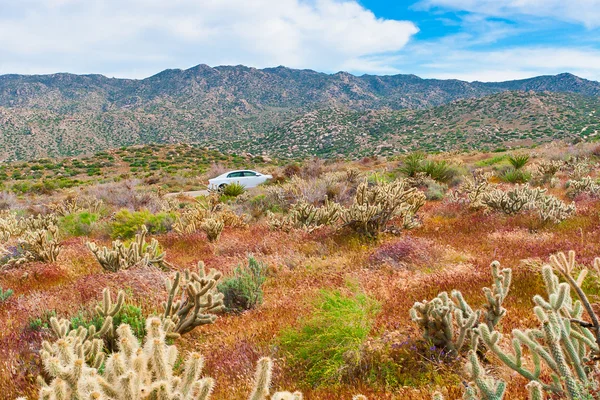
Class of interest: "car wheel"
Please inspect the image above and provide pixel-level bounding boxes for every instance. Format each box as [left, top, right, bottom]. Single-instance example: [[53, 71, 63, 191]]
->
[[218, 183, 227, 192]]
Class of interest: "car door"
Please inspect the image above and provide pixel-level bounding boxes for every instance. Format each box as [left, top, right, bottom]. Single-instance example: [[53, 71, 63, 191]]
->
[[226, 171, 245, 186], [242, 171, 261, 187]]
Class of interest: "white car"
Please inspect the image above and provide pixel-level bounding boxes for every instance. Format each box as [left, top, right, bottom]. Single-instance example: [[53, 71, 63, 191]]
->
[[208, 170, 273, 191]]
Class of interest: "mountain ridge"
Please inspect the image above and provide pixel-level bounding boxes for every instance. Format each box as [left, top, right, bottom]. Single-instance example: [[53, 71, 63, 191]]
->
[[0, 65, 599, 160]]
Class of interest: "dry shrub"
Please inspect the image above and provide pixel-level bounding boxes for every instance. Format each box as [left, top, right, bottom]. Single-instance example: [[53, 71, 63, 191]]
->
[[84, 180, 165, 212], [368, 236, 441, 270]]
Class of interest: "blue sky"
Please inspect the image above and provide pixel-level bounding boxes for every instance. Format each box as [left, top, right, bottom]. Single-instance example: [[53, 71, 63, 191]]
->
[[1, 0, 600, 82]]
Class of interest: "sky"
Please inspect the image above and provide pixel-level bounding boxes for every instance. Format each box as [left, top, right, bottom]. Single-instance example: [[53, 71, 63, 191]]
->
[[1, 0, 600, 82]]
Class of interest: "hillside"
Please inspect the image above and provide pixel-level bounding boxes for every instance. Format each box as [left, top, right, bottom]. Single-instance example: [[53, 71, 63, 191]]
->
[[0, 66, 599, 160], [237, 91, 600, 158]]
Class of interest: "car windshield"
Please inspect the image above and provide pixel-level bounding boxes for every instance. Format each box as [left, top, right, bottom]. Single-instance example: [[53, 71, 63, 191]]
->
[[227, 172, 244, 178]]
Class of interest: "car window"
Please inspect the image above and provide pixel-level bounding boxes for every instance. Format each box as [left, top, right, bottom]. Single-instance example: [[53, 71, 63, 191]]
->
[[227, 172, 243, 178], [243, 171, 258, 177]]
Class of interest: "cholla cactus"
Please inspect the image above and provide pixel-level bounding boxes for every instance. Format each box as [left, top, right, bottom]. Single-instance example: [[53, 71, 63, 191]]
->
[[482, 261, 511, 330], [174, 202, 247, 236], [341, 180, 425, 237], [475, 251, 600, 399], [481, 184, 545, 215], [201, 217, 224, 242], [411, 261, 512, 355], [162, 261, 225, 339], [41, 288, 124, 372], [410, 291, 480, 354], [535, 194, 576, 224], [0, 212, 59, 242], [268, 200, 342, 232], [0, 211, 21, 242], [20, 213, 58, 232], [455, 170, 493, 209], [19, 224, 62, 263], [482, 184, 574, 223], [533, 159, 563, 178], [462, 349, 506, 400], [87, 225, 169, 272], [566, 176, 600, 198], [32, 319, 310, 400], [36, 317, 214, 399], [49, 196, 103, 216]]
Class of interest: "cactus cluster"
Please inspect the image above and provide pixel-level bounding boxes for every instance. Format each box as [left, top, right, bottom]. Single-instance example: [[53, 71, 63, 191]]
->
[[566, 176, 600, 198], [28, 316, 314, 400], [49, 196, 103, 216], [200, 217, 224, 242], [161, 261, 225, 339], [174, 201, 247, 240], [267, 199, 342, 232], [410, 261, 512, 355], [19, 224, 62, 263], [0, 212, 58, 243], [430, 251, 600, 400], [87, 225, 170, 272], [482, 184, 575, 223], [449, 170, 492, 209], [341, 180, 426, 237], [474, 251, 600, 399], [462, 348, 506, 400]]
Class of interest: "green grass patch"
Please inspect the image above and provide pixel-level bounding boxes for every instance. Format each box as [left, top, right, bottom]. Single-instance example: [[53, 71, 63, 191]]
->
[[279, 288, 380, 387], [110, 209, 175, 239]]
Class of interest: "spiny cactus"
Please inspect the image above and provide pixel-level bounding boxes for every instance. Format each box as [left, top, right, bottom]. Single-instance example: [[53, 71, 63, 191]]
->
[[482, 261, 511, 331], [42, 288, 125, 371], [481, 184, 545, 215], [0, 212, 58, 243], [161, 261, 225, 339], [30, 317, 316, 400], [566, 176, 600, 198], [174, 205, 210, 234], [410, 291, 480, 354], [49, 196, 103, 216], [36, 317, 214, 399], [19, 224, 62, 263], [535, 193, 576, 224], [87, 225, 170, 272], [475, 251, 600, 399], [268, 199, 342, 232], [411, 261, 512, 354], [449, 170, 493, 209], [462, 348, 506, 400], [201, 217, 224, 242], [533, 159, 563, 178], [482, 184, 574, 223], [341, 179, 425, 237]]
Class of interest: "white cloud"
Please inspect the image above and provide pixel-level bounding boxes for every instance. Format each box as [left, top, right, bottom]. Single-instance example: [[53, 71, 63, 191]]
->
[[418, 0, 600, 28], [0, 0, 418, 77], [410, 46, 600, 82]]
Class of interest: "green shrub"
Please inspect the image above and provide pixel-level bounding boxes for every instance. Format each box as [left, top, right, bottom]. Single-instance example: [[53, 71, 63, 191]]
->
[[222, 182, 246, 197], [421, 160, 457, 183], [59, 212, 100, 237], [218, 256, 267, 313], [110, 209, 175, 239], [279, 289, 380, 387], [508, 154, 530, 170], [398, 152, 425, 178], [71, 303, 146, 341], [501, 169, 531, 183], [0, 286, 13, 303]]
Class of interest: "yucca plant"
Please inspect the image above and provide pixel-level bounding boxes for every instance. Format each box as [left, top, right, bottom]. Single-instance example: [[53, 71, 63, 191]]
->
[[508, 154, 530, 170], [399, 152, 425, 178], [222, 182, 246, 197]]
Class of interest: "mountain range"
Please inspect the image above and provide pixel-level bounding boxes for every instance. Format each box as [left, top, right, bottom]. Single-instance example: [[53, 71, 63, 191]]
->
[[1, 65, 599, 160]]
